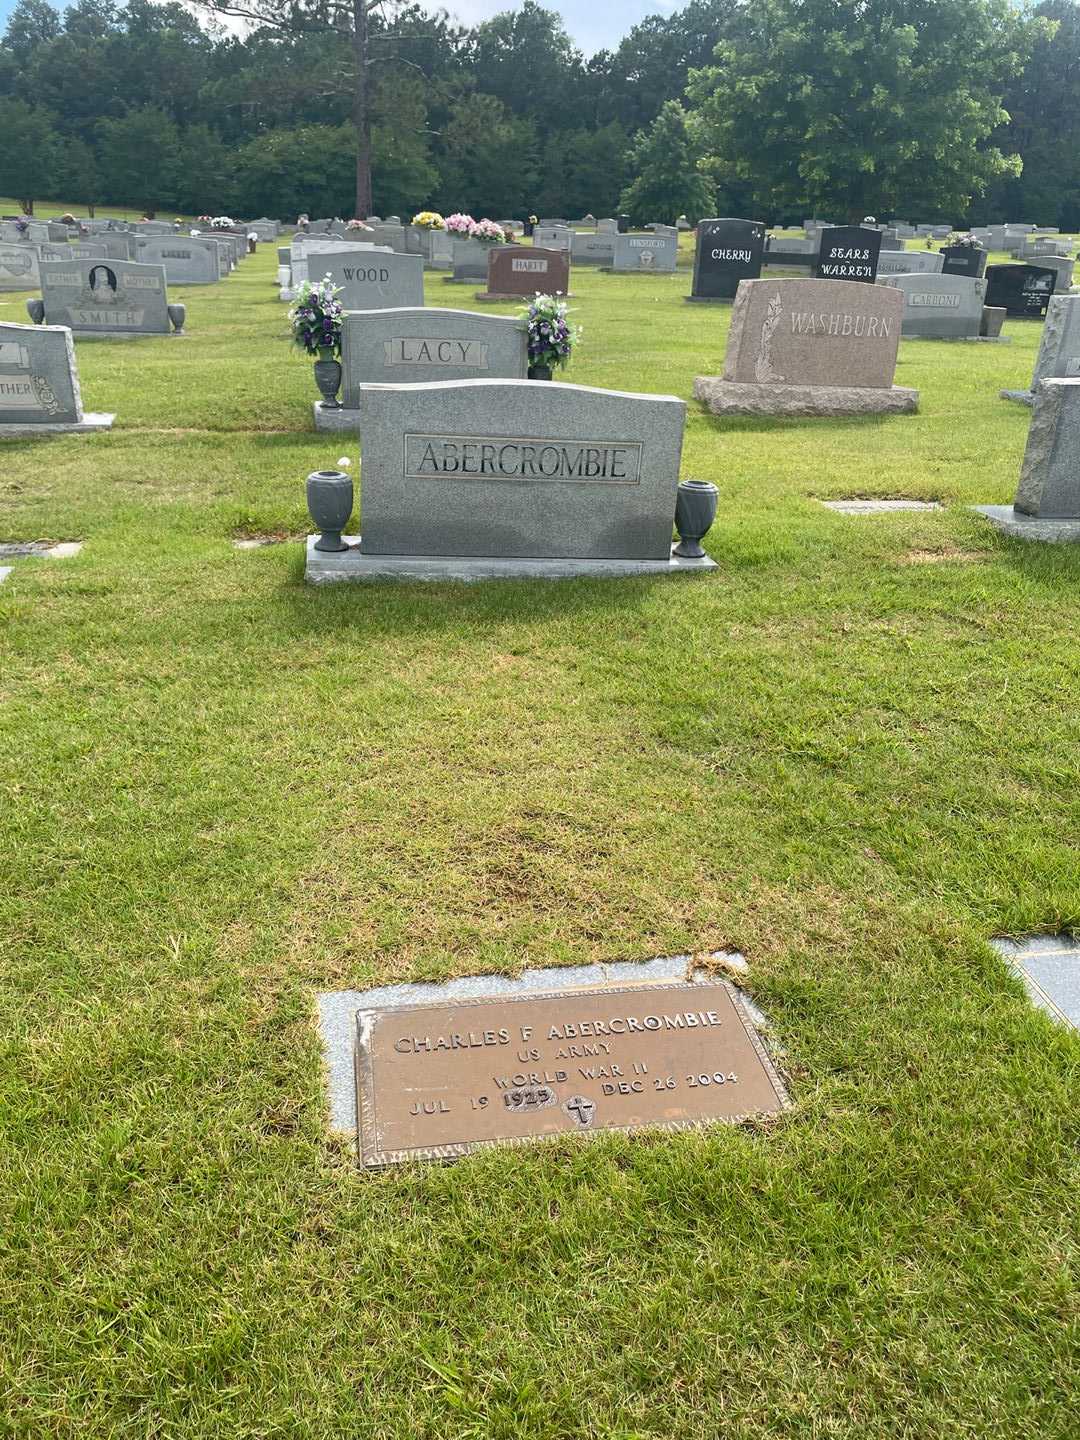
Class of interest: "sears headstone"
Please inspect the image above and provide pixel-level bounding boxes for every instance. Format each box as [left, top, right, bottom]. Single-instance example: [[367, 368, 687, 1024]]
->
[[813, 225, 882, 283]]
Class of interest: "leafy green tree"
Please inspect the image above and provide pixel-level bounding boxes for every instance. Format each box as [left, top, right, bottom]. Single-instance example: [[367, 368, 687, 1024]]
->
[[688, 0, 1044, 221], [619, 101, 711, 224], [537, 123, 630, 216], [229, 125, 357, 219], [437, 93, 538, 217], [53, 135, 102, 216], [0, 99, 59, 213], [464, 2, 582, 135], [96, 106, 181, 212]]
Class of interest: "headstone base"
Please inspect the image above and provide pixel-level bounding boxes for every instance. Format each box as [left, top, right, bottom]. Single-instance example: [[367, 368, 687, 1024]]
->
[[1000, 389, 1035, 406], [0, 412, 114, 438], [305, 535, 717, 584], [474, 291, 576, 302], [313, 403, 360, 432], [693, 377, 919, 417], [68, 331, 182, 340], [903, 334, 1010, 344], [972, 504, 1080, 542]]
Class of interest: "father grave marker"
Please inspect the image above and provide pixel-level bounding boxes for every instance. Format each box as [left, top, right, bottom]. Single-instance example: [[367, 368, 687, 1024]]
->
[[689, 217, 766, 301], [0, 321, 113, 435]]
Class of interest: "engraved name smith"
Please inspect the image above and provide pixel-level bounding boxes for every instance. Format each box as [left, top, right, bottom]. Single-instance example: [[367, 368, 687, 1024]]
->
[[404, 433, 643, 483]]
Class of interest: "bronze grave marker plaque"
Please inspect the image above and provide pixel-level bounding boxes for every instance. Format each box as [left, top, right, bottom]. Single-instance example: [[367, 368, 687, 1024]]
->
[[354, 980, 789, 1167]]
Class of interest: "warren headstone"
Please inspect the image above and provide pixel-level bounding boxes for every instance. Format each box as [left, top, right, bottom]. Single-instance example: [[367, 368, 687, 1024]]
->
[[35, 259, 178, 335], [694, 277, 917, 416], [0, 321, 113, 433], [813, 225, 882, 283], [481, 246, 571, 299], [690, 218, 766, 300]]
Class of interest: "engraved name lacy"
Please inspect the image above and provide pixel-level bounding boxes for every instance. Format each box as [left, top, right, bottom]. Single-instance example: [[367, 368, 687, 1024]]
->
[[404, 433, 643, 484], [383, 338, 489, 367]]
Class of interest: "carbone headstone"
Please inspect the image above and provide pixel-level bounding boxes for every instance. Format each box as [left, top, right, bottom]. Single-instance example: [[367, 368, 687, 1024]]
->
[[318, 250, 424, 310], [340, 307, 527, 407], [813, 225, 882, 283], [37, 258, 172, 334], [691, 218, 766, 299], [879, 273, 986, 338], [356, 377, 685, 560]]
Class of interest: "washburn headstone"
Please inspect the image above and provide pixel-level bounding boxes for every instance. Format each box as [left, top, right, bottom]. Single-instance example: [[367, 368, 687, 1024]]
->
[[879, 273, 987, 339], [693, 277, 917, 416], [35, 259, 179, 335], [610, 231, 678, 273], [689, 218, 765, 301], [1002, 294, 1080, 404], [813, 225, 882, 283], [985, 264, 1056, 318], [0, 242, 39, 291], [0, 321, 113, 433], [317, 307, 527, 430], [481, 246, 570, 300], [317, 250, 424, 310], [305, 378, 714, 581]]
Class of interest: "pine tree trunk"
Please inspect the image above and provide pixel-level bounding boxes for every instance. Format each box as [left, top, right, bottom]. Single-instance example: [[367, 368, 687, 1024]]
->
[[352, 0, 373, 219]]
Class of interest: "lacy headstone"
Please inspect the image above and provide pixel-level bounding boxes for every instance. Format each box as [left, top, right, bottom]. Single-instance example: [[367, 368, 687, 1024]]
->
[[813, 225, 882, 283], [0, 321, 113, 434], [693, 277, 917, 416], [689, 218, 765, 301], [316, 306, 527, 430]]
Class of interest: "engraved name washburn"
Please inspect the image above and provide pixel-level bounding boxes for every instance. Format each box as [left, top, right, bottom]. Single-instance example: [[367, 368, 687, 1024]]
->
[[403, 433, 643, 484]]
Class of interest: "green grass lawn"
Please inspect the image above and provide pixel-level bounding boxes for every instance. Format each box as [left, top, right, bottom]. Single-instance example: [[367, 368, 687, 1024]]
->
[[0, 234, 1077, 1439]]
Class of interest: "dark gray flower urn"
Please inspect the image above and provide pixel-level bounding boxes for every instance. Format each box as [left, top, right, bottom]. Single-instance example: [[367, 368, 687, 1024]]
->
[[314, 351, 343, 409], [26, 299, 44, 325], [307, 469, 353, 552], [674, 479, 718, 558], [528, 363, 553, 381], [167, 303, 186, 334]]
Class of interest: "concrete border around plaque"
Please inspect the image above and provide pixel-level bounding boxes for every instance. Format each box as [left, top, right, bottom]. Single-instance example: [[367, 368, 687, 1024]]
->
[[305, 535, 717, 582], [316, 952, 785, 1148]]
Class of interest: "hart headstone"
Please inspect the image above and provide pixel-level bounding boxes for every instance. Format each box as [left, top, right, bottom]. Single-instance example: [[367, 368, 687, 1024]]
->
[[689, 218, 766, 301], [0, 321, 113, 433], [317, 306, 528, 429], [318, 250, 424, 310], [693, 277, 917, 416], [879, 273, 987, 339], [35, 259, 179, 335], [814, 225, 881, 283], [985, 264, 1056, 318], [306, 379, 712, 581], [480, 246, 570, 300]]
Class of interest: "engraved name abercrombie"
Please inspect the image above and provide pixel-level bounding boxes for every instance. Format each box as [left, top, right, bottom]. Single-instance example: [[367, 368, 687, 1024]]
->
[[404, 433, 643, 484], [789, 310, 892, 338], [384, 338, 489, 367]]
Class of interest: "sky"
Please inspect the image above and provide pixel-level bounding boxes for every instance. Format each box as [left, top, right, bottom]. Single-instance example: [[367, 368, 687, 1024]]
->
[[0, 0, 667, 59]]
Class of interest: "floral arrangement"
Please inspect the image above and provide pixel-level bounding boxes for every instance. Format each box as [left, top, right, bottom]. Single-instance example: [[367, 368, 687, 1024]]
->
[[346, 219, 373, 232], [209, 216, 235, 229], [13, 216, 28, 233], [59, 213, 77, 225], [521, 293, 578, 372], [444, 212, 475, 236], [411, 211, 445, 230], [288, 276, 344, 359], [472, 217, 509, 245], [948, 232, 984, 250]]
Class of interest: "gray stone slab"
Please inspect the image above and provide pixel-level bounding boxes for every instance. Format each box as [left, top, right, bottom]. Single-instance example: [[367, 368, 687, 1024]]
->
[[355, 377, 686, 561], [1027, 294, 1080, 390], [570, 232, 615, 266], [0, 242, 40, 291], [878, 273, 985, 338], [875, 251, 944, 276], [822, 499, 942, 513], [0, 566, 10, 583], [1014, 376, 1080, 517], [317, 952, 748, 1134], [305, 535, 717, 583], [611, 232, 678, 273], [451, 238, 490, 282], [133, 235, 221, 285], [0, 320, 83, 425], [318, 249, 423, 310], [1000, 389, 1034, 406], [992, 936, 1080, 1028], [0, 413, 112, 437], [38, 258, 172, 334], [972, 504, 1080, 542], [340, 306, 527, 409], [694, 377, 918, 417]]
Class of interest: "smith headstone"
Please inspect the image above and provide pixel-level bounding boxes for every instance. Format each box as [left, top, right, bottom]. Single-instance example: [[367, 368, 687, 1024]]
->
[[36, 259, 174, 334], [690, 218, 766, 300]]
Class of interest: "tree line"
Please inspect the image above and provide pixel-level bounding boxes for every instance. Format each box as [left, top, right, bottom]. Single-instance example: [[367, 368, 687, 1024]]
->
[[1, 0, 1079, 228]]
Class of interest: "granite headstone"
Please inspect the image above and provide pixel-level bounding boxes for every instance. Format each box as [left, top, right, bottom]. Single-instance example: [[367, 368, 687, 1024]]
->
[[690, 218, 766, 300]]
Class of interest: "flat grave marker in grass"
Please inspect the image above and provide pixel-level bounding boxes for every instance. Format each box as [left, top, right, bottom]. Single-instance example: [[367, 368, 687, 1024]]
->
[[339, 975, 788, 1167], [992, 936, 1080, 1028]]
